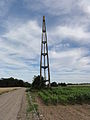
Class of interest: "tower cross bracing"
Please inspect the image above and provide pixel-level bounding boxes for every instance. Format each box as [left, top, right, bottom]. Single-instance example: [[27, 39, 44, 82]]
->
[[40, 16, 50, 87]]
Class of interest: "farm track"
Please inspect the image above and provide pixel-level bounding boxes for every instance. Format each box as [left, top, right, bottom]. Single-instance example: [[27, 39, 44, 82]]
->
[[37, 97, 90, 120], [0, 88, 26, 120]]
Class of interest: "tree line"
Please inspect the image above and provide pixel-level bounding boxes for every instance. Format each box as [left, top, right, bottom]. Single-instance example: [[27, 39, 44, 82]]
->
[[0, 77, 31, 87], [31, 75, 67, 89]]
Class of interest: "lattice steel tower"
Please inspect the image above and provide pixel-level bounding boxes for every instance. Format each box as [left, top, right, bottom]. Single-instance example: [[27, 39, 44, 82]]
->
[[40, 16, 50, 87]]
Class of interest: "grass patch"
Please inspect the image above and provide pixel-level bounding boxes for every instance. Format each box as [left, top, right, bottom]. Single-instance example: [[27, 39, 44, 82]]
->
[[26, 90, 38, 113], [26, 90, 39, 120]]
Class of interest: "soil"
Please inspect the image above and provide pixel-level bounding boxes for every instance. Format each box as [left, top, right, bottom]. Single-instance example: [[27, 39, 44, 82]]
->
[[17, 89, 27, 120], [1, 88, 90, 120], [36, 97, 90, 120], [0, 88, 26, 120]]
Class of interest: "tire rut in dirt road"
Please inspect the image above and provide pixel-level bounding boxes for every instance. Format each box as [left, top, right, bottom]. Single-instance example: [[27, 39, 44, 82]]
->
[[0, 88, 26, 120]]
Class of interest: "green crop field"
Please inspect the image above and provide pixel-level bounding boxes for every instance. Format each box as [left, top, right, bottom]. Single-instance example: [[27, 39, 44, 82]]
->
[[38, 86, 90, 105]]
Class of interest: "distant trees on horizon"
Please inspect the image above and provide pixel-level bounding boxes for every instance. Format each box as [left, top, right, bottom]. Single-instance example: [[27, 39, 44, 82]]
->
[[1, 76, 89, 88], [0, 77, 31, 87]]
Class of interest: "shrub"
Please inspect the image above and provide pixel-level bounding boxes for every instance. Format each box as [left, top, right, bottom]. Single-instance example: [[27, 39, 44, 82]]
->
[[51, 82, 58, 87], [32, 75, 46, 89], [58, 83, 67, 87]]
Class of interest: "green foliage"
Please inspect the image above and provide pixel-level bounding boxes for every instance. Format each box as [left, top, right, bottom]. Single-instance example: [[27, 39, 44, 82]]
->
[[24, 82, 31, 87], [38, 86, 90, 105], [26, 92, 38, 112], [58, 83, 67, 87], [0, 77, 31, 87], [26, 88, 31, 92], [51, 82, 58, 87], [32, 75, 46, 89], [33, 103, 38, 111]]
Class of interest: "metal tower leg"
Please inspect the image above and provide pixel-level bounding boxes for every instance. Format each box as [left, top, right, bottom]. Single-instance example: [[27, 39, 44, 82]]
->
[[40, 16, 50, 87]]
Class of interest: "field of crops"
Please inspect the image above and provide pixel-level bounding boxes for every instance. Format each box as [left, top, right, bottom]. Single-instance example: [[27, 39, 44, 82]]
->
[[38, 86, 90, 105], [0, 87, 17, 95]]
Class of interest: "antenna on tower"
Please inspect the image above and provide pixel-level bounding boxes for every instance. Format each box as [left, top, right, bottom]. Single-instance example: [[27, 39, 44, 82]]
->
[[40, 16, 50, 87]]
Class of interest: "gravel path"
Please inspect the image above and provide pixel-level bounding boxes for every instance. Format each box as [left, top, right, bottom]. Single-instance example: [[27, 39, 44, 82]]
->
[[0, 88, 26, 120]]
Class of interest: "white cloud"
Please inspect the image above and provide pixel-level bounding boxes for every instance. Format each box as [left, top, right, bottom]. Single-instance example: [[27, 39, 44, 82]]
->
[[50, 48, 90, 83], [76, 56, 90, 69], [49, 25, 90, 46], [50, 48, 84, 59], [56, 26, 89, 39], [42, 0, 76, 15], [0, 16, 90, 83], [0, 39, 28, 69], [50, 48, 88, 70], [24, 0, 79, 15], [0, 20, 41, 80], [3, 20, 41, 57], [79, 0, 90, 14]]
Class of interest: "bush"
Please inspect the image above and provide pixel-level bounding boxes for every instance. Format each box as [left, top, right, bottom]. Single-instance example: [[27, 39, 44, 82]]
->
[[58, 83, 67, 87], [32, 75, 46, 89], [51, 82, 58, 87]]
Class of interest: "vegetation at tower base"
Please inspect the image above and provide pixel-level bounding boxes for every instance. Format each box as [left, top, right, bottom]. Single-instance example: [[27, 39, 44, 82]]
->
[[38, 86, 90, 105], [31, 75, 46, 89], [0, 77, 31, 87]]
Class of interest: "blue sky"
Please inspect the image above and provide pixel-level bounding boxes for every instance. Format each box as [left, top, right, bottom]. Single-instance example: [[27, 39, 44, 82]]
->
[[0, 0, 90, 83]]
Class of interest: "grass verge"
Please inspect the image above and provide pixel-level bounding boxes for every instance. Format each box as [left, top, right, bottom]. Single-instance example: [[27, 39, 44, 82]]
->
[[26, 89, 39, 120]]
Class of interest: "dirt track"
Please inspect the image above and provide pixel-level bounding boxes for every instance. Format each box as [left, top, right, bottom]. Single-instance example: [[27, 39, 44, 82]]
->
[[0, 88, 26, 120], [37, 98, 90, 120], [0, 88, 90, 120]]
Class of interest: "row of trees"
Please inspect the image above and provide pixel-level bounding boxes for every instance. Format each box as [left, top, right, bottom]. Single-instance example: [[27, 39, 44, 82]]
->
[[31, 75, 67, 89], [0, 77, 31, 87], [51, 82, 67, 87], [0, 76, 67, 88], [32, 75, 89, 89]]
